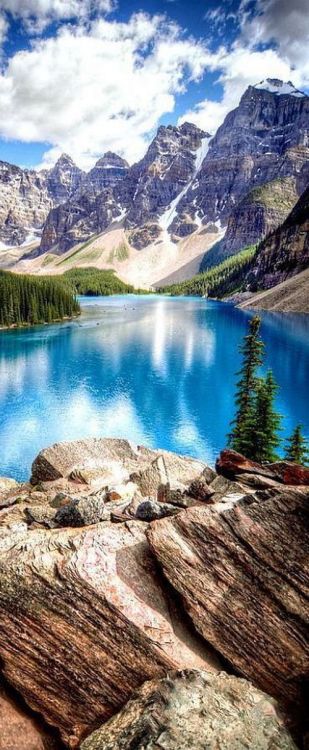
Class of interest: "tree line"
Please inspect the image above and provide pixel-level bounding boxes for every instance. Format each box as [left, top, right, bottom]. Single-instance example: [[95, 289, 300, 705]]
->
[[229, 316, 308, 465], [157, 246, 257, 298], [0, 271, 80, 327], [63, 268, 135, 296]]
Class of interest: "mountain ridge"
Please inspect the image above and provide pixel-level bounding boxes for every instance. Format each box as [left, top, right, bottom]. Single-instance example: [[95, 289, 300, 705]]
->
[[0, 78, 308, 292]]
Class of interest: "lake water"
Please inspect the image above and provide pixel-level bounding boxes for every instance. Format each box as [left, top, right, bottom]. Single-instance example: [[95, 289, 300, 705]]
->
[[0, 294, 308, 481]]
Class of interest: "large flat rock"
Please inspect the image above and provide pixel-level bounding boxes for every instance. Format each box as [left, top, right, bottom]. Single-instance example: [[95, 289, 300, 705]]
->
[[148, 491, 309, 710], [31, 438, 206, 488], [81, 669, 298, 750], [0, 521, 219, 747]]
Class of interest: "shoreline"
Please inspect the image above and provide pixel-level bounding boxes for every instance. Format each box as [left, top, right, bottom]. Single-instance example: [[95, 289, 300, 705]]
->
[[0, 312, 81, 331]]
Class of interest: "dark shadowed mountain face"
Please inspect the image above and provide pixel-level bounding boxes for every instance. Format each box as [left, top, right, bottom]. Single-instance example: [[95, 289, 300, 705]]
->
[[247, 183, 309, 290], [183, 79, 309, 258], [0, 79, 308, 270]]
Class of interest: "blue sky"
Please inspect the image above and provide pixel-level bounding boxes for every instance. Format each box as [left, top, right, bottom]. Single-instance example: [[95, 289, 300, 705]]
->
[[0, 0, 307, 169]]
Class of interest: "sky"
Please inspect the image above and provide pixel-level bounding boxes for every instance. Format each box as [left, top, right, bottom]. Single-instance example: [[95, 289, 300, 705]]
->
[[0, 0, 308, 170]]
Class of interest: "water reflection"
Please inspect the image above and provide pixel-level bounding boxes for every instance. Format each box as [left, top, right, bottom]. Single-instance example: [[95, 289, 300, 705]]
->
[[0, 295, 308, 480]]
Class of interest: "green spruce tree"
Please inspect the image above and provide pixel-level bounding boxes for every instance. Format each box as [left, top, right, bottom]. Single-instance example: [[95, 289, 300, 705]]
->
[[285, 425, 309, 465], [252, 371, 282, 463], [228, 315, 264, 457]]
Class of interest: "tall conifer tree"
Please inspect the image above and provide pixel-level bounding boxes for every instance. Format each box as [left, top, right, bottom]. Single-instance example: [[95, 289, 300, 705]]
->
[[253, 371, 282, 462], [228, 316, 264, 457], [285, 425, 309, 465]]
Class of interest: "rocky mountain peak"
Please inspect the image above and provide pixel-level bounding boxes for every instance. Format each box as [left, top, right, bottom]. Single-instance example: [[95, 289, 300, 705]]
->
[[253, 79, 306, 98], [93, 152, 129, 170], [47, 153, 84, 204], [53, 152, 77, 167]]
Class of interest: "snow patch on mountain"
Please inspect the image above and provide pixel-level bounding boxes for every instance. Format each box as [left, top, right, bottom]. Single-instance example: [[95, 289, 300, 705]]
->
[[159, 136, 210, 232], [254, 79, 305, 97]]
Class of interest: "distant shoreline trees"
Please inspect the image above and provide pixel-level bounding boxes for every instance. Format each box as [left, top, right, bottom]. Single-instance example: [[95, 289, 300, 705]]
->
[[0, 271, 80, 328], [229, 316, 308, 465]]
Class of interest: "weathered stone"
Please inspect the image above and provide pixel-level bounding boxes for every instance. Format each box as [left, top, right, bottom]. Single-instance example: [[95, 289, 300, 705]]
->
[[157, 482, 198, 508], [0, 682, 61, 750], [201, 466, 217, 484], [31, 439, 208, 497], [235, 473, 285, 491], [81, 670, 298, 750], [135, 499, 180, 521], [148, 491, 309, 710], [49, 492, 73, 509], [187, 477, 213, 501], [130, 456, 169, 496], [25, 505, 57, 528], [0, 522, 219, 746]]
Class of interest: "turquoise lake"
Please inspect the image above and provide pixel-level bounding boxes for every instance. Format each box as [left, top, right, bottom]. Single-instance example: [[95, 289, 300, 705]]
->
[[0, 294, 308, 481]]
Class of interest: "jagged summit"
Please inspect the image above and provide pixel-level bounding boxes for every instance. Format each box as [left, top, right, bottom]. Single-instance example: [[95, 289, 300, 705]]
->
[[254, 79, 305, 98], [53, 153, 77, 166], [93, 152, 129, 170]]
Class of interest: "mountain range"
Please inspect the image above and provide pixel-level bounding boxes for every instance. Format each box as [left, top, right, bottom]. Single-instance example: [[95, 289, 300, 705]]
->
[[0, 78, 308, 293]]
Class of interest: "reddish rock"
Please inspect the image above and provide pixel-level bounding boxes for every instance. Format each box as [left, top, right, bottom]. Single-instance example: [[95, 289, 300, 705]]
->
[[216, 450, 278, 480], [0, 683, 61, 750], [269, 461, 309, 486], [0, 522, 219, 747], [148, 490, 309, 711]]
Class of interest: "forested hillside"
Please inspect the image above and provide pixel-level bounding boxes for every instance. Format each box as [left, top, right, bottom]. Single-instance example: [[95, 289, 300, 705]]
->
[[158, 246, 256, 297], [63, 268, 134, 295], [0, 271, 80, 327]]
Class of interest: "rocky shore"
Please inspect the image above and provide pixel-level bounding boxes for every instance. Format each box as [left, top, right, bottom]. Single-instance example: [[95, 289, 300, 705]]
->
[[0, 438, 308, 749]]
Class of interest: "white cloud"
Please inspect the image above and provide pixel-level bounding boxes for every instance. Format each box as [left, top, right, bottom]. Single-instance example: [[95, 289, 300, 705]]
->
[[0, 12, 8, 44], [0, 13, 211, 167], [179, 45, 301, 134], [240, 0, 309, 76], [0, 0, 115, 33], [179, 0, 309, 137]]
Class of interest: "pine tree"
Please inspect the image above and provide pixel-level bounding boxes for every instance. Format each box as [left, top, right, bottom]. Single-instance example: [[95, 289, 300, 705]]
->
[[228, 316, 264, 457], [253, 371, 282, 463], [285, 425, 309, 465]]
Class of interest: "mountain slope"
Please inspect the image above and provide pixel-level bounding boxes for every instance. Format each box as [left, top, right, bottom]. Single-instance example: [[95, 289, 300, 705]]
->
[[38, 122, 210, 254], [247, 183, 309, 290], [239, 267, 309, 313]]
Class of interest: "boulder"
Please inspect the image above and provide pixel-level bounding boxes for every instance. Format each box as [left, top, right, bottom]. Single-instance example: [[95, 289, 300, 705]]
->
[[30, 439, 207, 493], [130, 456, 169, 496], [54, 495, 107, 527], [0, 522, 219, 747], [187, 477, 213, 502], [25, 505, 57, 528], [216, 450, 278, 481], [148, 490, 309, 711], [216, 451, 309, 488], [81, 670, 298, 750], [157, 482, 199, 508], [269, 461, 309, 487]]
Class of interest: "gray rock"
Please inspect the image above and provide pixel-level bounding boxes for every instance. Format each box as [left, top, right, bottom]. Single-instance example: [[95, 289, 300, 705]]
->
[[54, 495, 107, 527], [25, 505, 57, 527], [81, 669, 298, 750], [135, 499, 180, 522]]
